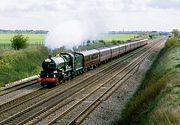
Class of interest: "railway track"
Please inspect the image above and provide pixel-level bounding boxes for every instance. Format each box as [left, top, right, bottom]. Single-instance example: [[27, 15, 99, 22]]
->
[[0, 81, 42, 108], [0, 42, 144, 111], [0, 79, 38, 96], [60, 38, 165, 125], [0, 38, 165, 125], [38, 38, 165, 125], [0, 39, 154, 112]]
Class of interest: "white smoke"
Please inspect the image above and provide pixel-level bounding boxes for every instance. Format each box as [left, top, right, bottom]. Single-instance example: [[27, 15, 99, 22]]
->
[[45, 19, 102, 49], [44, 1, 108, 50]]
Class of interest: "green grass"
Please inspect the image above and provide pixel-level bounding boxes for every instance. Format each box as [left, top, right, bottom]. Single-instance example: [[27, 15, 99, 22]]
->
[[0, 33, 46, 44], [144, 82, 180, 125], [98, 34, 139, 42], [117, 38, 180, 125], [0, 47, 48, 87]]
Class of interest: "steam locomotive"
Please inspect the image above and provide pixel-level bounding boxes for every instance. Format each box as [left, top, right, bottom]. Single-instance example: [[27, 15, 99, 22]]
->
[[39, 39, 148, 87]]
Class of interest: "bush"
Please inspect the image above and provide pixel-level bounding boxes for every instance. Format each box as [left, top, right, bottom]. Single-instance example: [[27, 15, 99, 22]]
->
[[98, 40, 106, 45], [11, 34, 28, 50], [171, 29, 180, 38], [165, 38, 180, 49], [112, 40, 117, 45]]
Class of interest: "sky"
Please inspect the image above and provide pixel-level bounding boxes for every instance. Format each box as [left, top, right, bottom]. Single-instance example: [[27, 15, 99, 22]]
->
[[0, 0, 180, 31]]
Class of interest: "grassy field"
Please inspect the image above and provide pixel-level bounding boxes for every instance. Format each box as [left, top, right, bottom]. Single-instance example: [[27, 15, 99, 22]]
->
[[98, 34, 139, 42], [118, 38, 180, 125], [0, 33, 46, 44], [0, 33, 138, 44]]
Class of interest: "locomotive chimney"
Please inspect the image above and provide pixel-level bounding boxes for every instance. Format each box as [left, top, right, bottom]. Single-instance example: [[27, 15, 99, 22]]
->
[[48, 55, 52, 59]]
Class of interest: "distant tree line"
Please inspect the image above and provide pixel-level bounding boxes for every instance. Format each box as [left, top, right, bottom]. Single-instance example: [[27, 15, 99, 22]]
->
[[0, 29, 48, 34], [108, 31, 147, 35], [108, 31, 168, 35]]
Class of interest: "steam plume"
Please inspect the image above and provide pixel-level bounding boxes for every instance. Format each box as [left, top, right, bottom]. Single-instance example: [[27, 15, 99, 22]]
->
[[45, 18, 104, 49]]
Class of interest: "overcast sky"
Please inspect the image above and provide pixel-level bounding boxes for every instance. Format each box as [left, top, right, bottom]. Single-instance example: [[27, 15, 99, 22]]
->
[[0, 0, 180, 31]]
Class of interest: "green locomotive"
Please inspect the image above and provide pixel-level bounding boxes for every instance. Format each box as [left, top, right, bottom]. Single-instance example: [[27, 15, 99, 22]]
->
[[39, 52, 83, 87]]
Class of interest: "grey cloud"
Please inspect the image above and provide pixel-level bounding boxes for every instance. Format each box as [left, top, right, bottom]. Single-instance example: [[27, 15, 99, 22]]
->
[[1, 0, 180, 31]]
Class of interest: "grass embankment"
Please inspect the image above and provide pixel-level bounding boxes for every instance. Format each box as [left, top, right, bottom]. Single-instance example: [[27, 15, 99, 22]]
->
[[0, 47, 48, 87], [118, 38, 180, 125]]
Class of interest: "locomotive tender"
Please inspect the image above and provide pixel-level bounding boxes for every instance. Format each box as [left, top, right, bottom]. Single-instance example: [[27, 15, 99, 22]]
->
[[39, 39, 148, 87]]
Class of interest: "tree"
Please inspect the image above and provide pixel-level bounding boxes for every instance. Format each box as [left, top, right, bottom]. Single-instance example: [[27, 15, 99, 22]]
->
[[98, 40, 106, 45], [172, 29, 180, 38], [86, 40, 91, 46], [11, 34, 28, 50], [112, 40, 117, 45], [117, 40, 122, 44], [149, 34, 153, 39]]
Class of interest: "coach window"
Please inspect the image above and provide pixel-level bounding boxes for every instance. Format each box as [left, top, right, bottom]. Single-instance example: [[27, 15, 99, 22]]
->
[[92, 54, 98, 60], [86, 56, 90, 62]]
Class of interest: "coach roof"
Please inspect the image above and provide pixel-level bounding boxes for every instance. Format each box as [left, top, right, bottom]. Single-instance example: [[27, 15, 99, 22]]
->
[[79, 49, 99, 56], [96, 47, 111, 52]]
